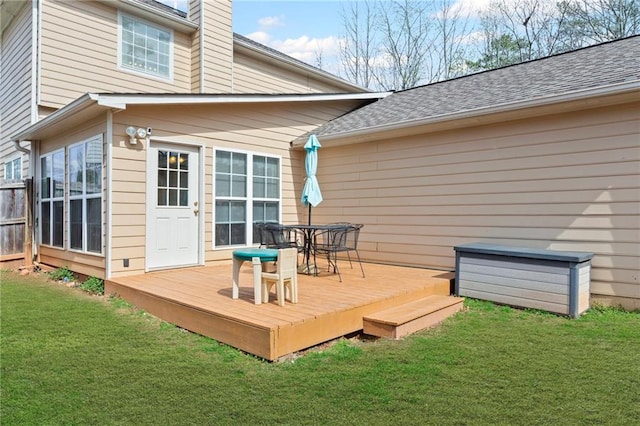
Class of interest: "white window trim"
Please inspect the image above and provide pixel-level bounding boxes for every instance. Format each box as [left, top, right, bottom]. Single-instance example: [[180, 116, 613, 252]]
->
[[4, 156, 22, 180], [117, 11, 174, 82], [212, 147, 283, 249], [68, 135, 104, 256], [40, 149, 65, 249]]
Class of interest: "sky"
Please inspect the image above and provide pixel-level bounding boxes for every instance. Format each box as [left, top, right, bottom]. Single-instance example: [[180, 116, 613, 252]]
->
[[233, 1, 349, 73], [161, 0, 496, 80], [158, 1, 353, 74]]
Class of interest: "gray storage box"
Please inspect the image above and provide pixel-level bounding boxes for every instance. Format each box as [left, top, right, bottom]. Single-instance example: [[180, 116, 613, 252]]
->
[[454, 243, 593, 317]]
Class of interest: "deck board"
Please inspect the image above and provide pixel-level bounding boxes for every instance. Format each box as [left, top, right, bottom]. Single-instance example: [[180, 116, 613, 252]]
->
[[106, 262, 454, 360]]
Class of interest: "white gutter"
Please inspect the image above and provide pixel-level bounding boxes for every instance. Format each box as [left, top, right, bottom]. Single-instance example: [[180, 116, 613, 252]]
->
[[90, 92, 391, 106], [315, 80, 640, 143], [10, 92, 389, 143]]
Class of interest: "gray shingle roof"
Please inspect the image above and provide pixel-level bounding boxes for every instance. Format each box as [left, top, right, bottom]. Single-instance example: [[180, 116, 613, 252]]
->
[[313, 36, 640, 138]]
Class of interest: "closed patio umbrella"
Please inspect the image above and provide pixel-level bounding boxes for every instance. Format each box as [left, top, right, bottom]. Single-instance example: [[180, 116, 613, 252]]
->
[[301, 134, 322, 225]]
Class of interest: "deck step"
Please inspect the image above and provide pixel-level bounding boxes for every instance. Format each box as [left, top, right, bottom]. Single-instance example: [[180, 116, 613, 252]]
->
[[363, 295, 464, 339]]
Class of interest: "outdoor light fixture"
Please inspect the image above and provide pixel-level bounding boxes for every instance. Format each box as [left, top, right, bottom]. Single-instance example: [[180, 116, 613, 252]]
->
[[125, 126, 151, 145]]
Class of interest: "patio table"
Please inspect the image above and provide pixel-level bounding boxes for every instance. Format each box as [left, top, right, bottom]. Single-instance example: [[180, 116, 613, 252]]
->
[[232, 248, 278, 304], [283, 224, 348, 276]]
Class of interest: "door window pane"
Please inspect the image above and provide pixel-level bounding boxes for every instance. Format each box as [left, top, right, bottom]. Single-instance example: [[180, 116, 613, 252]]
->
[[158, 189, 167, 206], [157, 149, 189, 207]]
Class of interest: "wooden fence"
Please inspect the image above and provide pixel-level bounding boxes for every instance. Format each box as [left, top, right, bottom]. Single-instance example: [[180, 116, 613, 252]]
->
[[0, 179, 32, 266]]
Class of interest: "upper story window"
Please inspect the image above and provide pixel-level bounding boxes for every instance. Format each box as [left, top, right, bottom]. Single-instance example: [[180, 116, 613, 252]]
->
[[119, 14, 173, 80]]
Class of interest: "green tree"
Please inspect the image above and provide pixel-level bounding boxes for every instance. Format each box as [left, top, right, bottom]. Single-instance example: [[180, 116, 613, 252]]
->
[[466, 34, 525, 71]]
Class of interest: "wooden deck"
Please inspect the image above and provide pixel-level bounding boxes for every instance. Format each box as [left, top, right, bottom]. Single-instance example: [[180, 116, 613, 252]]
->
[[105, 262, 455, 361]]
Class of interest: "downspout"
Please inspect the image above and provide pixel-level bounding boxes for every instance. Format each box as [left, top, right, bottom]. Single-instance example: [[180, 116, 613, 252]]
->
[[105, 111, 114, 280], [33, 0, 41, 123], [13, 140, 31, 155]]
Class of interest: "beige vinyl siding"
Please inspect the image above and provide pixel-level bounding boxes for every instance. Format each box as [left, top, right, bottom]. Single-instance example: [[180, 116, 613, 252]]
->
[[1, 4, 33, 178], [108, 100, 364, 277], [233, 52, 352, 94], [314, 102, 640, 308], [39, 246, 106, 278], [38, 0, 193, 109], [37, 118, 108, 278], [200, 0, 232, 92]]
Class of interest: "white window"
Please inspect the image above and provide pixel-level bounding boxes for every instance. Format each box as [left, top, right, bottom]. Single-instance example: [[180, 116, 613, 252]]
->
[[68, 136, 103, 254], [119, 14, 173, 80], [4, 157, 21, 180], [214, 149, 281, 248], [40, 150, 65, 248]]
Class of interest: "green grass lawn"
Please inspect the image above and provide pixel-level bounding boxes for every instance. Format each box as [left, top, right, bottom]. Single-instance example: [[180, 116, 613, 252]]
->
[[2, 270, 639, 425]]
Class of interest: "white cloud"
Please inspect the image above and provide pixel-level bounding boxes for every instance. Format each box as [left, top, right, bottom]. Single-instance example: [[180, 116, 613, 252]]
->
[[244, 32, 343, 70], [449, 0, 493, 18], [274, 35, 342, 67], [246, 31, 272, 45], [243, 14, 344, 73], [258, 15, 285, 30]]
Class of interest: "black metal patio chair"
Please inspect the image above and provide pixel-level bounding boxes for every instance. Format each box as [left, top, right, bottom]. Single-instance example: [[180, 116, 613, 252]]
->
[[256, 222, 303, 251], [313, 223, 365, 282]]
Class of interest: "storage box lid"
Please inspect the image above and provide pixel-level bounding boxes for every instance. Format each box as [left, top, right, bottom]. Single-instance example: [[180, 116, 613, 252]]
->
[[454, 243, 593, 263]]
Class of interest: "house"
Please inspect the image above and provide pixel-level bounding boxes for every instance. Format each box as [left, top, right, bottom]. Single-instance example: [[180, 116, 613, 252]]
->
[[1, 0, 386, 276], [3, 1, 639, 311], [294, 35, 640, 310], [1, 0, 369, 180]]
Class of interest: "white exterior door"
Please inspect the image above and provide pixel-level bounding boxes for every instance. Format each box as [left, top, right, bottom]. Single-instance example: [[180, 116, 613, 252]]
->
[[147, 143, 200, 270]]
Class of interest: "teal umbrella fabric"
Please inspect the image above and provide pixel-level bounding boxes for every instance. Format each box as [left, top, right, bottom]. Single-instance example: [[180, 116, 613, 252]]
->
[[301, 134, 323, 224]]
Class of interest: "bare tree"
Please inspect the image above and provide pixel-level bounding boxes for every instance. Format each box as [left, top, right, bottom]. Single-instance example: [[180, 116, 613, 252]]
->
[[339, 0, 478, 89], [471, 0, 638, 72], [562, 0, 640, 43], [339, 0, 377, 88], [480, 0, 568, 62], [337, 0, 638, 87], [430, 0, 473, 81], [314, 42, 324, 69], [374, 0, 432, 90]]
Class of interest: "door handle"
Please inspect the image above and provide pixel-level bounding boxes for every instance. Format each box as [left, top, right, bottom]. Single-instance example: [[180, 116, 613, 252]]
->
[[193, 209, 199, 216]]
